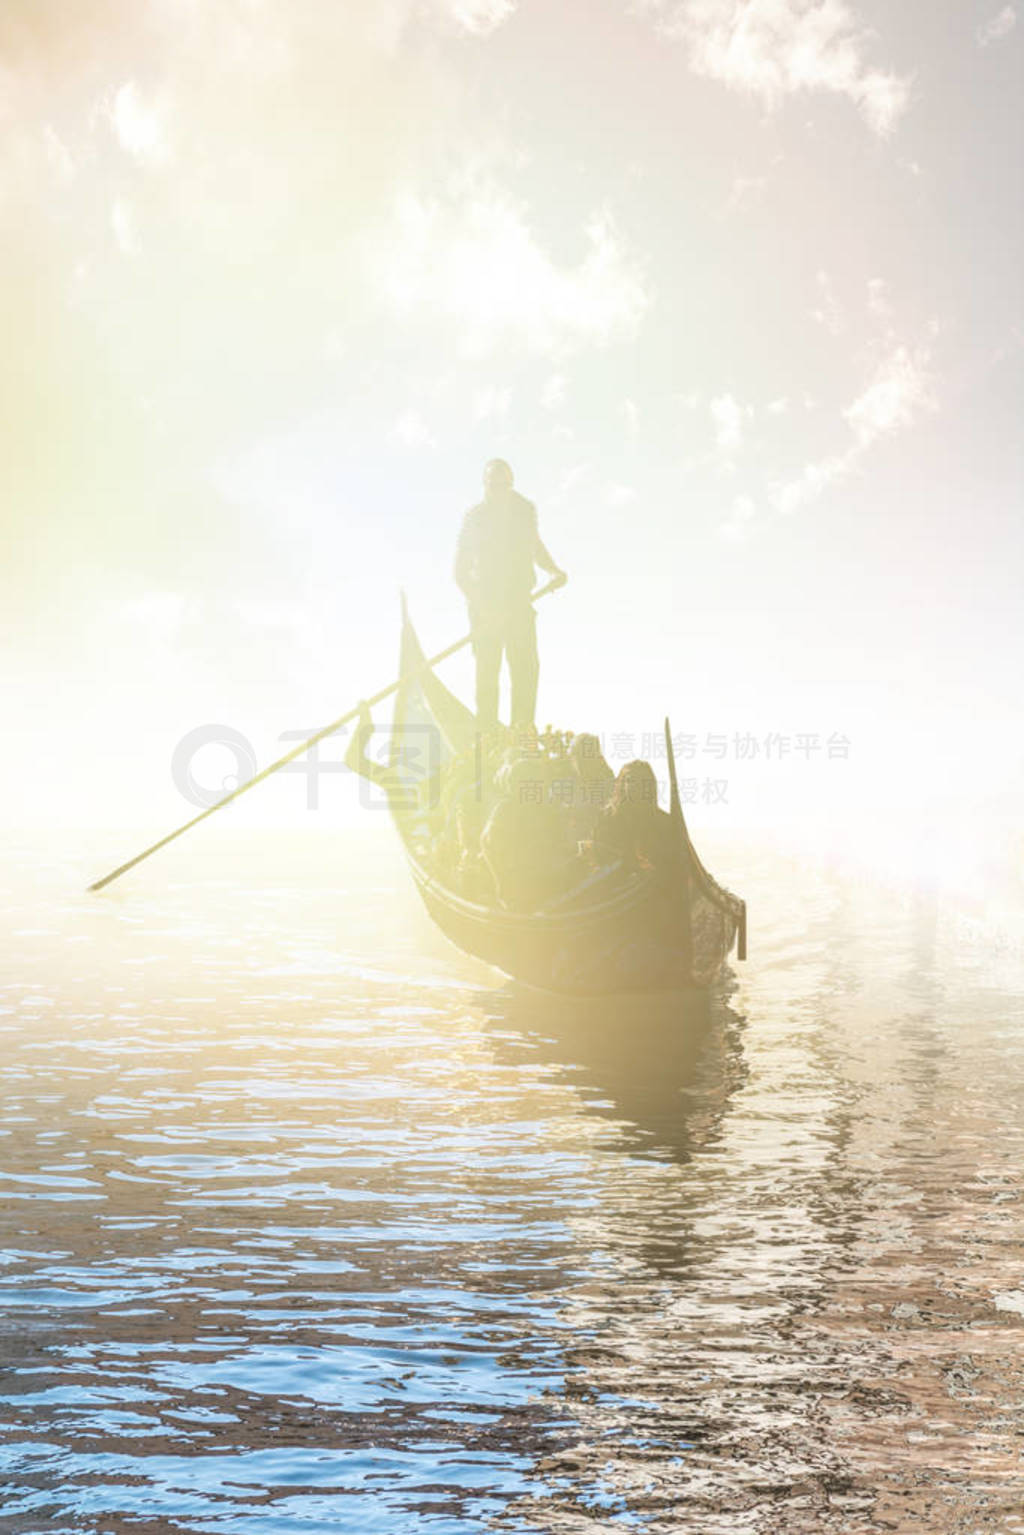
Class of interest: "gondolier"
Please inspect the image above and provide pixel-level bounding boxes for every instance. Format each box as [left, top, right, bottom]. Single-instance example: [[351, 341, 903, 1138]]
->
[[454, 459, 566, 728]]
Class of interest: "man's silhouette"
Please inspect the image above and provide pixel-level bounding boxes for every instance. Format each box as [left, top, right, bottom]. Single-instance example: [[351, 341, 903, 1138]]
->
[[455, 459, 565, 728]]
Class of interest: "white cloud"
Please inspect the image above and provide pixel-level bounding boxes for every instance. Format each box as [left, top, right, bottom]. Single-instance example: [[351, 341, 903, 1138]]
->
[[771, 453, 848, 515], [109, 81, 170, 165], [712, 389, 752, 448], [374, 187, 648, 356], [547, 460, 593, 507], [721, 492, 757, 541], [430, 0, 519, 34], [117, 591, 196, 644], [844, 344, 934, 446], [392, 407, 437, 449], [855, 71, 911, 137], [541, 373, 567, 409], [653, 0, 910, 135], [811, 268, 844, 334], [724, 173, 767, 212], [474, 385, 511, 420], [978, 5, 1016, 45], [339, 0, 519, 50], [111, 198, 140, 256], [710, 392, 744, 450], [866, 276, 892, 322], [43, 127, 75, 185], [771, 341, 935, 514], [621, 398, 640, 440]]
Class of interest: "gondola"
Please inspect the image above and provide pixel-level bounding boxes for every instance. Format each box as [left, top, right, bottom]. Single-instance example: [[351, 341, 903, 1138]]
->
[[350, 604, 746, 996]]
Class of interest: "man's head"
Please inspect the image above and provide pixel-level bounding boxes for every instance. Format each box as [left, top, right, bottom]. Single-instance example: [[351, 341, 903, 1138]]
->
[[483, 458, 514, 499]]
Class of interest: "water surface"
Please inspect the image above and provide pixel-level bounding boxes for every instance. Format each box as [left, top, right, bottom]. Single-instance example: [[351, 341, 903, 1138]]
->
[[2, 831, 1023, 1532]]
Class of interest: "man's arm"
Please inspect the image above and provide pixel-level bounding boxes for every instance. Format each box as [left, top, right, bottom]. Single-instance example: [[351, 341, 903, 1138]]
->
[[534, 535, 562, 577], [530, 502, 567, 584]]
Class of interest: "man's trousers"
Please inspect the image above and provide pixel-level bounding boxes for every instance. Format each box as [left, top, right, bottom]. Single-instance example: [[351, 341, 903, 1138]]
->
[[471, 604, 539, 727]]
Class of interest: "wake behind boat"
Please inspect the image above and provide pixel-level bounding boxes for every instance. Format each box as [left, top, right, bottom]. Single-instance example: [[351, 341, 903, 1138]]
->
[[348, 604, 746, 996]]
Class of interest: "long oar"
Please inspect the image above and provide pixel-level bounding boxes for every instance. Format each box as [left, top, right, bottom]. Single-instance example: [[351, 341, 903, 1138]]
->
[[88, 574, 566, 893]]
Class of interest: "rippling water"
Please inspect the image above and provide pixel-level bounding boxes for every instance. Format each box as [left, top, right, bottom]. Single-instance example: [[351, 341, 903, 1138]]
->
[[2, 829, 1024, 1533]]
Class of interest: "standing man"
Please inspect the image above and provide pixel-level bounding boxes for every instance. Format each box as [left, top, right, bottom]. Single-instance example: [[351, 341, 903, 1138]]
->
[[454, 459, 566, 729]]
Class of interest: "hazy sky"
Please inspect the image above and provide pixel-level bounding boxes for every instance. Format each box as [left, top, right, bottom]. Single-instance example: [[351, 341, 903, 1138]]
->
[[2, 0, 1021, 848]]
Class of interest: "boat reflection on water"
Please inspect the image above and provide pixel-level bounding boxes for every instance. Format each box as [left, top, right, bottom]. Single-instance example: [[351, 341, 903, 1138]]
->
[[465, 970, 760, 1529], [475, 974, 748, 1167]]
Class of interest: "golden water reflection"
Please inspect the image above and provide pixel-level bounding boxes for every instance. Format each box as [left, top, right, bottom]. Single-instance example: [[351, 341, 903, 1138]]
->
[[1, 832, 1022, 1532]]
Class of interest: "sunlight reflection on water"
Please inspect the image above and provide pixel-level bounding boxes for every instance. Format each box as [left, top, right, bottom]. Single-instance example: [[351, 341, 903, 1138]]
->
[[1, 831, 1023, 1533]]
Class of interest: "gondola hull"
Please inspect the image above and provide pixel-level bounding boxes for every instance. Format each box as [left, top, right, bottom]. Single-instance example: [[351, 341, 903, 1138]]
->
[[356, 604, 746, 997], [409, 854, 733, 994]]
